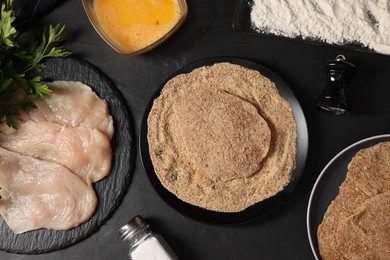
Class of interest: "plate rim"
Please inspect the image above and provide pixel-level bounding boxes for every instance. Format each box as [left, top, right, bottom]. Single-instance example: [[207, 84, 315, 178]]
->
[[140, 56, 309, 225], [306, 133, 390, 260], [0, 56, 134, 254]]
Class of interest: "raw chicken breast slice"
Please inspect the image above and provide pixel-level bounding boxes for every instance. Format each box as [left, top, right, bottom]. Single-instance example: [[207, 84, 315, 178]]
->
[[20, 81, 114, 140], [0, 147, 98, 234], [0, 121, 112, 184]]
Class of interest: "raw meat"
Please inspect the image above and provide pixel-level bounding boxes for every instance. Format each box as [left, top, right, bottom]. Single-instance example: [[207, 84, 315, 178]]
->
[[19, 81, 114, 140], [0, 147, 98, 234], [0, 120, 112, 184]]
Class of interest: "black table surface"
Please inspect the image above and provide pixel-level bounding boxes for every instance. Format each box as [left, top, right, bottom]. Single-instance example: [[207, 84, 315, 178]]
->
[[1, 0, 390, 259]]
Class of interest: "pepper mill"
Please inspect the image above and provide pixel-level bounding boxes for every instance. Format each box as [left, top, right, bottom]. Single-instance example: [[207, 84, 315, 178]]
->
[[317, 55, 356, 115]]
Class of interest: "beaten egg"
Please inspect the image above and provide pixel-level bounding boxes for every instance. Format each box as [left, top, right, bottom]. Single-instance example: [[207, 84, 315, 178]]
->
[[92, 0, 187, 54]]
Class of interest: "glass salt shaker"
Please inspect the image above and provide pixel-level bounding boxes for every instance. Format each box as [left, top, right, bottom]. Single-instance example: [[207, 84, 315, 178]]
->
[[119, 215, 179, 260]]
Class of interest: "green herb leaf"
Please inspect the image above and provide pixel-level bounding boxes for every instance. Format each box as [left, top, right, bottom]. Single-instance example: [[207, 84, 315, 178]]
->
[[0, 0, 18, 49], [0, 0, 71, 128], [24, 24, 71, 73]]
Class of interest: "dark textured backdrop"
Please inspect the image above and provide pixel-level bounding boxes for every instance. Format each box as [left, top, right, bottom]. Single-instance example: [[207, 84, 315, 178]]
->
[[1, 0, 390, 259]]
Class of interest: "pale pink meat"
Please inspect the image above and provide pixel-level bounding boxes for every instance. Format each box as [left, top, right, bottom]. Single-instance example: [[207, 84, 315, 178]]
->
[[20, 81, 114, 140], [0, 147, 98, 234], [0, 121, 112, 184]]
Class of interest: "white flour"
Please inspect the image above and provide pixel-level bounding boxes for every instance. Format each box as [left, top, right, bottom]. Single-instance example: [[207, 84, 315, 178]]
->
[[250, 0, 390, 54]]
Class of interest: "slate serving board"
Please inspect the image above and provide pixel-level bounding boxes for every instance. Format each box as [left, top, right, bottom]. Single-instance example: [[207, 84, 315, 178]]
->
[[140, 57, 309, 225], [0, 57, 134, 254]]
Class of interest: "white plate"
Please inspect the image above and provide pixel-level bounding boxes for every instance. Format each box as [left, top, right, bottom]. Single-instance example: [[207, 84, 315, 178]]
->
[[306, 134, 390, 259]]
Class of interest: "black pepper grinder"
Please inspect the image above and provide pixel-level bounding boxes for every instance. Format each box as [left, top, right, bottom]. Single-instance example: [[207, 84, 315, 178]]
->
[[317, 55, 356, 115]]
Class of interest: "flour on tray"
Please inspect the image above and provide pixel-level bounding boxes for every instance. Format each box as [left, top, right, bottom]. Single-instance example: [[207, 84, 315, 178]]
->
[[250, 0, 390, 54]]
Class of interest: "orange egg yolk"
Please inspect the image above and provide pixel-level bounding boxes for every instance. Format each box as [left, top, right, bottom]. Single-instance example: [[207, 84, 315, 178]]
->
[[94, 0, 181, 53]]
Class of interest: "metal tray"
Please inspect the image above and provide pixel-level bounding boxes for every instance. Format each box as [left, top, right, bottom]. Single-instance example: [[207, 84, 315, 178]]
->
[[233, 0, 373, 54]]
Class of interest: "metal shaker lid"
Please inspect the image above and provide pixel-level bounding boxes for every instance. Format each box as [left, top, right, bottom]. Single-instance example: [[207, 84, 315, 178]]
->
[[119, 215, 149, 241]]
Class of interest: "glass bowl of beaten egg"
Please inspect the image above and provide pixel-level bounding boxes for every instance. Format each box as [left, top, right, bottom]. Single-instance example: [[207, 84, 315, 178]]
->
[[82, 0, 188, 56]]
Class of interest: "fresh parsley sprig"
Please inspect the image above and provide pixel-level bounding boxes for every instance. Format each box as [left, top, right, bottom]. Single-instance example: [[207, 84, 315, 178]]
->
[[0, 0, 71, 128]]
